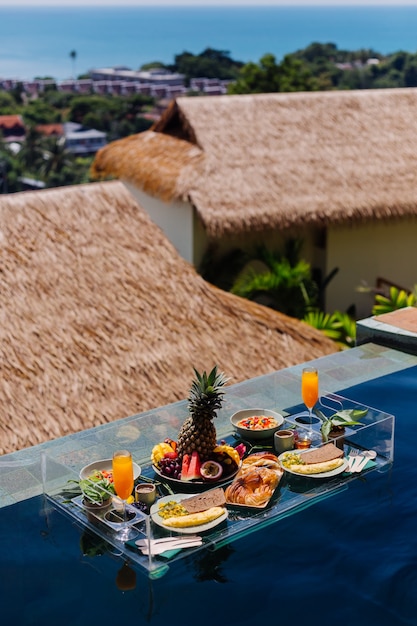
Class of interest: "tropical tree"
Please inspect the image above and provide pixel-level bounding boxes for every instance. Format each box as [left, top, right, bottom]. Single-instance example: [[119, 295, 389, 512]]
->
[[172, 48, 244, 83], [70, 50, 77, 78], [17, 125, 44, 171], [0, 91, 18, 114], [38, 136, 74, 186], [231, 244, 318, 318], [0, 140, 24, 193], [228, 53, 318, 94]]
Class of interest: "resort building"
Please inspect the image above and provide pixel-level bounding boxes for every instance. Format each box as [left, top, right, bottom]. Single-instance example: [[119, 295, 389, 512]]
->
[[92, 88, 417, 319]]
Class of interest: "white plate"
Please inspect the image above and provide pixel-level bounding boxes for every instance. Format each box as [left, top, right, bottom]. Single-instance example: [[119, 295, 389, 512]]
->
[[79, 459, 141, 480], [278, 451, 348, 478], [150, 493, 228, 534]]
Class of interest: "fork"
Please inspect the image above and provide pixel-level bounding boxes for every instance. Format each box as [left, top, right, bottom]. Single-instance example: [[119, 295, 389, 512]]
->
[[347, 448, 360, 472]]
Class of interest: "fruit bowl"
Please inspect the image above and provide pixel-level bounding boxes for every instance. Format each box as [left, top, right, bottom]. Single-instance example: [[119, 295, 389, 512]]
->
[[152, 463, 240, 493], [230, 408, 284, 441]]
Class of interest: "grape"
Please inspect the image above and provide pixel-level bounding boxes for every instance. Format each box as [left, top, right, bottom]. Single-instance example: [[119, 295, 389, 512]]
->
[[158, 456, 181, 479]]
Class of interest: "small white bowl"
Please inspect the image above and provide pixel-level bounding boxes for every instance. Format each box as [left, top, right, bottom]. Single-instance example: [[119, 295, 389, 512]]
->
[[230, 408, 284, 440], [79, 459, 141, 481]]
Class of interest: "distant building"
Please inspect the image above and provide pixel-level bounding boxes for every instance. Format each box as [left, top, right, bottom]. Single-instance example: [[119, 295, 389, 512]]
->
[[0, 115, 26, 143], [89, 66, 185, 87], [63, 122, 107, 156], [36, 123, 64, 137]]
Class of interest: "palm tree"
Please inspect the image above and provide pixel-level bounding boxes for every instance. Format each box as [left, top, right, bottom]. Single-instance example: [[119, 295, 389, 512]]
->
[[69, 50, 77, 79], [39, 136, 73, 185]]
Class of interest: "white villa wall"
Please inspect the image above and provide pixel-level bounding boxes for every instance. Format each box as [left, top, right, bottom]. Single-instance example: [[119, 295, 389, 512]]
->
[[125, 183, 194, 264], [326, 219, 417, 319], [121, 182, 417, 321]]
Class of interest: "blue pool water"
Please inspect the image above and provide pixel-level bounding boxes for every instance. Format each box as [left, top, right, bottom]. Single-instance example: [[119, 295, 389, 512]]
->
[[2, 366, 417, 626]]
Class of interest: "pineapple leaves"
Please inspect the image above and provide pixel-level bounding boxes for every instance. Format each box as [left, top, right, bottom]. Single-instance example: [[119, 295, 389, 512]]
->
[[188, 366, 229, 418]]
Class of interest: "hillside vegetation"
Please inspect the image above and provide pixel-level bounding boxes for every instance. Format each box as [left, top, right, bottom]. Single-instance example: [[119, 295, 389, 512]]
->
[[1, 43, 417, 192]]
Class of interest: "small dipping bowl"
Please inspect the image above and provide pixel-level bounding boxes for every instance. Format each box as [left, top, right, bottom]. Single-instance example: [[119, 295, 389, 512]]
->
[[274, 429, 295, 454], [135, 483, 157, 506]]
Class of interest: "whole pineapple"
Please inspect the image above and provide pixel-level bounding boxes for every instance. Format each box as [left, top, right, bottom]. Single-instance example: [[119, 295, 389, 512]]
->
[[177, 366, 229, 461]]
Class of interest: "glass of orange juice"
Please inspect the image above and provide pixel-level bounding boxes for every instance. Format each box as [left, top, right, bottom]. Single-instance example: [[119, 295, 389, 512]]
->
[[112, 449, 135, 541], [301, 366, 319, 435]]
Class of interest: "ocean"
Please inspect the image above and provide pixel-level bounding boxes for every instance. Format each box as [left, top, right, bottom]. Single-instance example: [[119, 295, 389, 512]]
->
[[1, 5, 417, 82]]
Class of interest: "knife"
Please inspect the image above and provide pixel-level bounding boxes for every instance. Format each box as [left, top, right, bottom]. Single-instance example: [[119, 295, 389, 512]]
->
[[139, 539, 203, 555], [136, 535, 201, 547]]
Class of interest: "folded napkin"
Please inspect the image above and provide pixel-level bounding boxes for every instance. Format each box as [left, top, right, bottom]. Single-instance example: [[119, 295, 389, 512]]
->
[[345, 452, 377, 474], [125, 538, 183, 559]]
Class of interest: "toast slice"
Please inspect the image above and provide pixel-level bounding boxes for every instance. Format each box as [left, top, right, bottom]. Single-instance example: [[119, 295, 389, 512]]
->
[[181, 487, 226, 514], [300, 442, 343, 465]]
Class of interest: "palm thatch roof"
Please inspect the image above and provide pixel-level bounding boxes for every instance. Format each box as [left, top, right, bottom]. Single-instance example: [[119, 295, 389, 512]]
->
[[92, 89, 417, 238], [0, 181, 336, 454]]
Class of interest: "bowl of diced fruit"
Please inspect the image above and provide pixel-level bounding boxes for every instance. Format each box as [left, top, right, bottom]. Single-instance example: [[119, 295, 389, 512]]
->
[[230, 408, 284, 441]]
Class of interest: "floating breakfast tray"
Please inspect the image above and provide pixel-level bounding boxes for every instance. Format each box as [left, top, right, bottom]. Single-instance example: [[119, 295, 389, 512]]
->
[[44, 392, 394, 579]]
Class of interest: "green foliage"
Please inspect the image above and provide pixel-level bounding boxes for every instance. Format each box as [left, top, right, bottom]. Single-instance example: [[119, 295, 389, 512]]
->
[[228, 42, 417, 95], [23, 99, 62, 124], [140, 61, 166, 71], [303, 309, 356, 349], [42, 89, 75, 109], [68, 94, 153, 136], [231, 244, 318, 318], [0, 140, 24, 193], [171, 48, 244, 83], [228, 53, 318, 94], [372, 286, 416, 315], [17, 125, 45, 171], [0, 86, 155, 191], [0, 91, 18, 114]]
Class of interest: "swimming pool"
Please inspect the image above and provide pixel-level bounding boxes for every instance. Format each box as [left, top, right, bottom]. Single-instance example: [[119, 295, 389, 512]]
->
[[2, 365, 417, 626]]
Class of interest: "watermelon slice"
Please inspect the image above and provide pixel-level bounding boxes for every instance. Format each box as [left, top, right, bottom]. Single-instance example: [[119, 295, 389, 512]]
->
[[181, 451, 201, 481], [180, 454, 190, 480]]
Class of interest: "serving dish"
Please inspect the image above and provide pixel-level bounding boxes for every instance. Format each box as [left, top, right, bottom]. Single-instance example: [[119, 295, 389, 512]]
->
[[230, 408, 284, 440], [79, 459, 141, 481], [224, 471, 282, 509], [150, 493, 228, 534], [278, 450, 348, 478], [224, 451, 284, 509], [152, 463, 240, 492]]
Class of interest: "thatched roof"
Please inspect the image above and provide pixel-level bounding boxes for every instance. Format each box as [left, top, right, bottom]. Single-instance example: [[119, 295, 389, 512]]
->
[[0, 181, 336, 454], [92, 89, 417, 238]]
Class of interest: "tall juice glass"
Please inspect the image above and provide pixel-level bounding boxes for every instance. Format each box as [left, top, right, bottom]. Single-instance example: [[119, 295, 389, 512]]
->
[[301, 367, 319, 435], [112, 450, 135, 541]]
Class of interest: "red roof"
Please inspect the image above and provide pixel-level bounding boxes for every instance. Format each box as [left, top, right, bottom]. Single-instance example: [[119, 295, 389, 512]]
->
[[36, 124, 64, 136], [0, 115, 25, 130]]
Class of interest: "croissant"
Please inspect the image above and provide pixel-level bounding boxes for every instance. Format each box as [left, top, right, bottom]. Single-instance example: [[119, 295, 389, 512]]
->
[[225, 465, 282, 507], [241, 452, 281, 472]]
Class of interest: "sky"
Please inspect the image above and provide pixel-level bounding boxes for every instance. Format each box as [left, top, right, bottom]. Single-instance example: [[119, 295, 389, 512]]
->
[[1, 0, 417, 6]]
